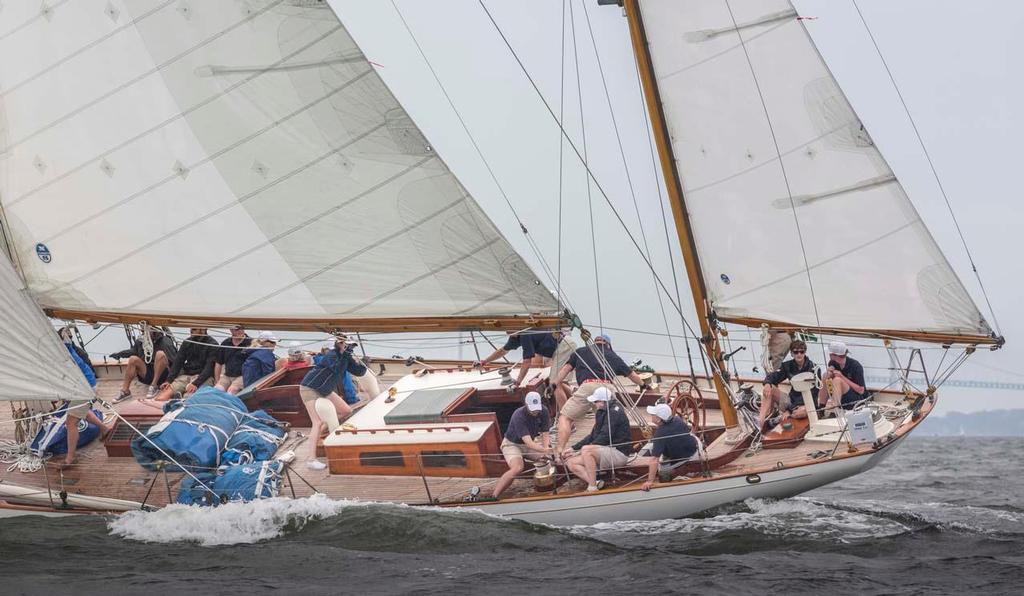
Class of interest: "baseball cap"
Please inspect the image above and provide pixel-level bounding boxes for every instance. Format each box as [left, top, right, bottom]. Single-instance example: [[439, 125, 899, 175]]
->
[[587, 386, 612, 403], [595, 334, 612, 345], [287, 346, 303, 356], [524, 391, 544, 412], [646, 403, 673, 422], [258, 331, 278, 343], [828, 340, 848, 356]]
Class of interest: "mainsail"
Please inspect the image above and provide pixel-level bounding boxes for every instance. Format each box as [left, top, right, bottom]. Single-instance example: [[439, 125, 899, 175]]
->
[[633, 0, 993, 342], [0, 1, 558, 329]]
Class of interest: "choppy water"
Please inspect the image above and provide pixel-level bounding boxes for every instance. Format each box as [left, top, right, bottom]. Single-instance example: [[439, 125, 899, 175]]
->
[[1, 437, 1022, 595]]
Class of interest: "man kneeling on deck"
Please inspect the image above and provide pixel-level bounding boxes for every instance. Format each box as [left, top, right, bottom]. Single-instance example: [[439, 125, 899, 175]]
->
[[562, 387, 633, 492], [758, 339, 817, 430], [492, 392, 551, 499], [641, 403, 698, 491]]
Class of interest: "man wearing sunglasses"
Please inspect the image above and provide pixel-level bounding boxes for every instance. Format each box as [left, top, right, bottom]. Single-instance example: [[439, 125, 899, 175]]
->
[[758, 339, 817, 430]]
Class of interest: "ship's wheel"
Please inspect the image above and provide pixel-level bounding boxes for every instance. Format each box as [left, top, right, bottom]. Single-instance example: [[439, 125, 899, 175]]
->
[[666, 379, 705, 433]]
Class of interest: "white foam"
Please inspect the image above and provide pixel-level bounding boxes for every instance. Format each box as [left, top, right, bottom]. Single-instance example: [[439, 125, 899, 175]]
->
[[108, 494, 364, 546], [576, 497, 912, 543]]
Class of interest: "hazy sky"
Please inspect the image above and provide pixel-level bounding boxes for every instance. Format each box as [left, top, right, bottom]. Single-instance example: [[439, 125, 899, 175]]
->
[[323, 0, 1022, 414]]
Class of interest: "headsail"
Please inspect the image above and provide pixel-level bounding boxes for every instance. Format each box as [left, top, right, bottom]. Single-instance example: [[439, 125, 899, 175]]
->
[[634, 0, 992, 343], [0, 253, 94, 402], [0, 1, 557, 329]]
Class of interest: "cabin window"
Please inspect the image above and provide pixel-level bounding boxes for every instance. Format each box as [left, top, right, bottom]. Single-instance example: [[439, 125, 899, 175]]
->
[[359, 451, 405, 468], [421, 450, 468, 469]]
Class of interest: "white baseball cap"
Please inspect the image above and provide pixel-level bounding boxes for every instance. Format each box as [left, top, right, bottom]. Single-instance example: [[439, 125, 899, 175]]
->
[[587, 386, 612, 403], [525, 391, 544, 412], [646, 403, 673, 422], [828, 340, 848, 356], [287, 346, 303, 356], [258, 331, 278, 343]]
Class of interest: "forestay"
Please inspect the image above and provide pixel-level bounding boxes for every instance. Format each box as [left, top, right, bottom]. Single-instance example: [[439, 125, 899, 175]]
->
[[0, 1, 556, 322], [0, 253, 94, 402], [636, 0, 991, 340]]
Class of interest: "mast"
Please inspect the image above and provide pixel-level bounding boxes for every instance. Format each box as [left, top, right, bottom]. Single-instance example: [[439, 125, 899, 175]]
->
[[621, 0, 738, 428]]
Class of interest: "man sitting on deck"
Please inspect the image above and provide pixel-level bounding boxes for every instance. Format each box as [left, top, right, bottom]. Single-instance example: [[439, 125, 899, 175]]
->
[[110, 328, 176, 401], [758, 339, 818, 430], [562, 387, 633, 492], [214, 324, 252, 394], [241, 332, 280, 387], [300, 337, 368, 470], [820, 340, 867, 413], [146, 328, 217, 403], [492, 391, 552, 499], [640, 403, 699, 491], [550, 335, 649, 457]]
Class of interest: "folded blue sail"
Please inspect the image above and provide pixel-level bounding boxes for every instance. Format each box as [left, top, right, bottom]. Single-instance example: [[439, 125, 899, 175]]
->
[[131, 387, 247, 473], [222, 409, 287, 465], [30, 404, 104, 457], [176, 461, 284, 505]]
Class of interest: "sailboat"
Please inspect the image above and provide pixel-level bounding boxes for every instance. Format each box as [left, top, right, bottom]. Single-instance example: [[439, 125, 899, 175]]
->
[[0, 1, 1001, 525]]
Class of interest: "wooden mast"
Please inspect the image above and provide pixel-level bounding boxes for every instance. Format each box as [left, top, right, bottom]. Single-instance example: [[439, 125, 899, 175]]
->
[[621, 0, 738, 428]]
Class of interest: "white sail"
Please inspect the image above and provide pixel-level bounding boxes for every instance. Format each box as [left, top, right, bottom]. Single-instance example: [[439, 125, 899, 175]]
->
[[636, 0, 991, 339], [0, 253, 94, 402], [0, 1, 557, 322]]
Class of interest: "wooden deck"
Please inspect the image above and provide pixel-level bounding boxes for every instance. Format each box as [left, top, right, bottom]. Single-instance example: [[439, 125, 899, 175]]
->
[[0, 363, 912, 511]]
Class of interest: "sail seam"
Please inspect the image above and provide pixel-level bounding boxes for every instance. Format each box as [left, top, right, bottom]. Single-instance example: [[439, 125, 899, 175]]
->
[[721, 1, 825, 346], [4, 21, 344, 210], [1, 0, 287, 155], [66, 120, 386, 286]]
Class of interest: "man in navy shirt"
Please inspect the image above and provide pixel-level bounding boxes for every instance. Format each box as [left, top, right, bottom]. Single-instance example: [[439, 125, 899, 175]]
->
[[563, 387, 633, 492], [550, 334, 649, 456], [641, 403, 698, 491], [300, 336, 368, 470], [476, 330, 558, 388], [492, 392, 551, 499], [820, 340, 867, 412], [758, 339, 818, 429]]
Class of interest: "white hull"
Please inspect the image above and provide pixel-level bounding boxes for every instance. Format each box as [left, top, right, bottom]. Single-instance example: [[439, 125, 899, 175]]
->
[[469, 436, 903, 526]]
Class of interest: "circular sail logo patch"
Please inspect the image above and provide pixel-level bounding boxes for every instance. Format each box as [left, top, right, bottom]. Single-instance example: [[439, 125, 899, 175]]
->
[[35, 243, 52, 264]]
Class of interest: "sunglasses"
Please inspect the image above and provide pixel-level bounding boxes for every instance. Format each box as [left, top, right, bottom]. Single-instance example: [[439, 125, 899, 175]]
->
[[791, 349, 805, 354]]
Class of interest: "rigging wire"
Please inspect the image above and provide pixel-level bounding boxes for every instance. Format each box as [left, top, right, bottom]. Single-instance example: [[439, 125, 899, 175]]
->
[[568, 0, 605, 332], [579, 0, 681, 372], [389, 0, 576, 317], [849, 0, 1002, 337]]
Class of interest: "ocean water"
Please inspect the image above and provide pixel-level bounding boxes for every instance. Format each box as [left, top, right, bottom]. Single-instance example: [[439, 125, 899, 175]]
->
[[1, 437, 1022, 595]]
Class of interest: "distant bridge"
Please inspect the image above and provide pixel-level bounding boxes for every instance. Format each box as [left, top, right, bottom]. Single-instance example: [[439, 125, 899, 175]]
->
[[865, 376, 1024, 391]]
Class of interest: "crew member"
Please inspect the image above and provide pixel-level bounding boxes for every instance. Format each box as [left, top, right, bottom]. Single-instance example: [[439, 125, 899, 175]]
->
[[640, 403, 698, 491], [820, 340, 866, 412], [758, 339, 817, 430], [492, 391, 551, 499], [562, 387, 633, 492]]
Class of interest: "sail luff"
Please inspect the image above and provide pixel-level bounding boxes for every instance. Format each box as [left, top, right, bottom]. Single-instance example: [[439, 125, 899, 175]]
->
[[623, 0, 738, 427]]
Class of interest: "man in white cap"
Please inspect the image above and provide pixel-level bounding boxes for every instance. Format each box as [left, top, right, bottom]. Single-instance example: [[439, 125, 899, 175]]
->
[[640, 403, 699, 491], [491, 391, 552, 499], [820, 340, 867, 413], [550, 334, 650, 456], [562, 386, 633, 492]]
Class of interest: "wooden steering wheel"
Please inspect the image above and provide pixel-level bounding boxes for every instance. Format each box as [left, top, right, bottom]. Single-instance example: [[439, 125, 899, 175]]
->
[[666, 379, 705, 434]]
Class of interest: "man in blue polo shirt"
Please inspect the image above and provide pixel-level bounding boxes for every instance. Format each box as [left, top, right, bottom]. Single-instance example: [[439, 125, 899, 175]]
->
[[641, 403, 698, 491], [492, 391, 551, 499]]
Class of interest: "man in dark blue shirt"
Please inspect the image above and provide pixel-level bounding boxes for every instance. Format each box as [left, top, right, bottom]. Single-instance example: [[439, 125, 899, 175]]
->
[[492, 392, 551, 499], [476, 330, 559, 388], [758, 339, 818, 429], [820, 340, 867, 412], [641, 403, 698, 491], [300, 336, 369, 470], [550, 335, 649, 455], [563, 386, 633, 492]]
